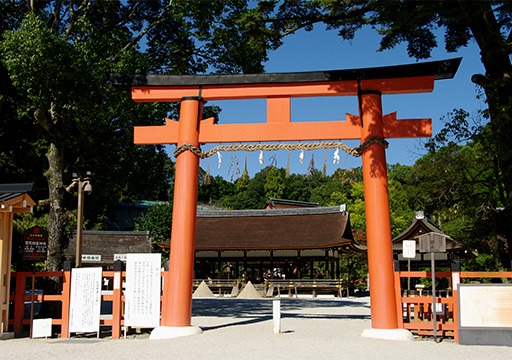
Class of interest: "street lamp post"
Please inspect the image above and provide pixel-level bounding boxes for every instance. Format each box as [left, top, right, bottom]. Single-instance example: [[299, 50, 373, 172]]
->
[[66, 172, 92, 268]]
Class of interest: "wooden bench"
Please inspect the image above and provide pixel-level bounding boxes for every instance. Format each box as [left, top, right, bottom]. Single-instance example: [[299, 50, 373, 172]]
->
[[265, 279, 345, 298]]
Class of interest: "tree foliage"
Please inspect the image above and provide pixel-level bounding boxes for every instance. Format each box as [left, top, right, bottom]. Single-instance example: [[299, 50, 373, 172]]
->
[[0, 0, 270, 270], [241, 0, 512, 265], [134, 202, 173, 257]]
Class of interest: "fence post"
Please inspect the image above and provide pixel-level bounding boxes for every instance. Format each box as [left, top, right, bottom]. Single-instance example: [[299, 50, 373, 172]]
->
[[450, 260, 461, 343], [393, 260, 404, 328], [60, 261, 73, 339], [112, 260, 123, 339], [160, 261, 170, 326], [13, 272, 27, 337]]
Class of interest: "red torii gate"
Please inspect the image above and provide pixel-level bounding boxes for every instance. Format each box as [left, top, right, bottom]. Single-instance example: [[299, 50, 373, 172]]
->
[[111, 58, 460, 339]]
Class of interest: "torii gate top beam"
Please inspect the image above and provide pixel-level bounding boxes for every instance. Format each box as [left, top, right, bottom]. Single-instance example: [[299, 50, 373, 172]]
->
[[110, 58, 460, 96], [109, 58, 461, 144]]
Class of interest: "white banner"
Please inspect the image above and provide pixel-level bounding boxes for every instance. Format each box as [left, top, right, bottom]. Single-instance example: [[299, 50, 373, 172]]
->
[[124, 253, 161, 328], [69, 267, 102, 333]]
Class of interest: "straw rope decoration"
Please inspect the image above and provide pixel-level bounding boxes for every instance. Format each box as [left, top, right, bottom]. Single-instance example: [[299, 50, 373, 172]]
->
[[322, 149, 328, 177], [174, 137, 389, 159], [285, 150, 290, 178]]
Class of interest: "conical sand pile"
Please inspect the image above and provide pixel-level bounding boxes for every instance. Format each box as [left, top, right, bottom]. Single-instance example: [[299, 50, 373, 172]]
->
[[193, 281, 215, 298], [237, 281, 262, 299]]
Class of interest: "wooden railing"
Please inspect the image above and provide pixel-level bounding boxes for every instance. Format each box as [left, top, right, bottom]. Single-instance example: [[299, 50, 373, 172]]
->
[[393, 268, 512, 343], [11, 269, 510, 340], [264, 279, 345, 297], [193, 278, 240, 296], [9, 270, 129, 339]]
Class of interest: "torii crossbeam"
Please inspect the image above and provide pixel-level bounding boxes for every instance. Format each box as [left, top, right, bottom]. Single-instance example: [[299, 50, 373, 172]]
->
[[111, 58, 461, 339]]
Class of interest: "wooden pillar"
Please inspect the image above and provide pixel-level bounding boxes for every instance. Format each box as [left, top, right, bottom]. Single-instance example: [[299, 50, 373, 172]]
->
[[360, 90, 398, 329], [60, 268, 72, 338], [243, 251, 247, 281], [336, 252, 340, 280], [217, 251, 222, 279], [165, 97, 202, 327], [297, 251, 302, 279], [270, 251, 274, 279], [13, 272, 26, 337], [0, 212, 13, 333], [111, 267, 123, 339]]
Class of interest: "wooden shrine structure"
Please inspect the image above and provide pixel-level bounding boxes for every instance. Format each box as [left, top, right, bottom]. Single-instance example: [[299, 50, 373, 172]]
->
[[393, 211, 467, 269], [111, 57, 461, 336], [157, 205, 364, 281], [0, 184, 35, 336]]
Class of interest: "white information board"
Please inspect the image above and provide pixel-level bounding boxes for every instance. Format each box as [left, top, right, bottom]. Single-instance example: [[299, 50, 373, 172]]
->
[[402, 240, 416, 259], [459, 284, 512, 327], [69, 267, 102, 333], [124, 253, 161, 328]]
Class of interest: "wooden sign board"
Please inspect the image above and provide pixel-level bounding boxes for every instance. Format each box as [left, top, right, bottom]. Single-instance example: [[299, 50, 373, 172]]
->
[[418, 232, 446, 253], [124, 253, 161, 328], [23, 227, 48, 261], [69, 267, 102, 334], [458, 284, 512, 345]]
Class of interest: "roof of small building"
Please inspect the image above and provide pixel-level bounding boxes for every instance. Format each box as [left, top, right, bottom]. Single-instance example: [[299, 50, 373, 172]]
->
[[65, 230, 151, 264], [0, 183, 34, 203], [265, 198, 319, 209], [392, 213, 465, 252], [158, 206, 364, 252], [0, 183, 36, 213]]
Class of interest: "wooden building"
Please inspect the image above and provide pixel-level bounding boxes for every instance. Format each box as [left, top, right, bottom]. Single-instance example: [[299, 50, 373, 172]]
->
[[64, 230, 151, 269], [392, 211, 467, 269], [159, 205, 364, 281]]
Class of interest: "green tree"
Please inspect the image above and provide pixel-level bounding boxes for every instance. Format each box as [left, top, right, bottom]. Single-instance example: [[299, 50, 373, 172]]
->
[[134, 202, 173, 257], [243, 0, 512, 264], [405, 136, 506, 268], [0, 1, 270, 271], [264, 166, 286, 199], [198, 175, 236, 206]]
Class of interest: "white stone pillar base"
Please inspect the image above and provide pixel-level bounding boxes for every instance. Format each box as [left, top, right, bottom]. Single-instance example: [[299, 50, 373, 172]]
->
[[149, 326, 202, 340], [361, 328, 414, 341]]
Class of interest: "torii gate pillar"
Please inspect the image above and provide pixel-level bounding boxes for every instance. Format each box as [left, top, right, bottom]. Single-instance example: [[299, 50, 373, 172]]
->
[[150, 97, 204, 339], [359, 91, 399, 330]]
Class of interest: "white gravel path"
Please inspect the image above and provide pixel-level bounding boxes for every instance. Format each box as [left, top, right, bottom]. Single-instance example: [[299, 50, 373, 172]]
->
[[1, 296, 511, 360]]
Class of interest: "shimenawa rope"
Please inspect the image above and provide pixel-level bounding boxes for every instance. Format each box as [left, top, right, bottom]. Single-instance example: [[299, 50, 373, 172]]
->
[[173, 137, 389, 159]]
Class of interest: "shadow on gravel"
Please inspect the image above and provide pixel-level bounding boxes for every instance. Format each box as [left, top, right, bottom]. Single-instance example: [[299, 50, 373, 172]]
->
[[192, 298, 371, 323]]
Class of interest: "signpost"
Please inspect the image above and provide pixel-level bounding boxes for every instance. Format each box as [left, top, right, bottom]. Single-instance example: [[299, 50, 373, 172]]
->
[[23, 226, 48, 338], [418, 232, 447, 342], [69, 267, 102, 336], [402, 240, 416, 291], [125, 253, 162, 329]]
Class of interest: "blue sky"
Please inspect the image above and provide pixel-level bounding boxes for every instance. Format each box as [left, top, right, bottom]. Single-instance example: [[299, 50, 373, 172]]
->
[[166, 25, 485, 180]]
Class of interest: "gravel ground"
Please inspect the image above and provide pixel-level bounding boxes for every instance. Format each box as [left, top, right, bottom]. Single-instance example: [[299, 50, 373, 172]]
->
[[1, 296, 511, 360]]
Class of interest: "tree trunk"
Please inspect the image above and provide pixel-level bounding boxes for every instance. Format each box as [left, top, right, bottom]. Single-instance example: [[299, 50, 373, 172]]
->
[[457, 0, 512, 265], [45, 141, 66, 272]]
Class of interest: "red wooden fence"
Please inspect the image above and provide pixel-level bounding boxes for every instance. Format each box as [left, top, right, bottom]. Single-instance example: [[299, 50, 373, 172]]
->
[[394, 269, 512, 343], [9, 268, 512, 340]]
